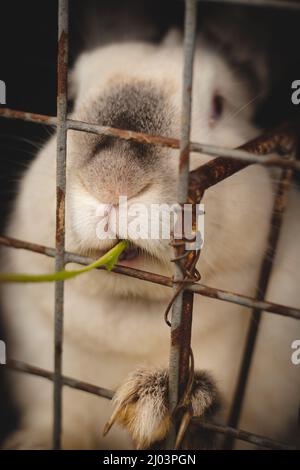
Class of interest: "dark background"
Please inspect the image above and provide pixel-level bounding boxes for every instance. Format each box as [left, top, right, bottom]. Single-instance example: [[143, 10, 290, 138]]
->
[[1, 0, 300, 446]]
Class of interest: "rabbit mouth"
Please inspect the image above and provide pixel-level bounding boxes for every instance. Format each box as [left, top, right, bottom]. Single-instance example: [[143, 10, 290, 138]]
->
[[116, 241, 165, 267], [92, 240, 168, 268], [118, 243, 140, 261]]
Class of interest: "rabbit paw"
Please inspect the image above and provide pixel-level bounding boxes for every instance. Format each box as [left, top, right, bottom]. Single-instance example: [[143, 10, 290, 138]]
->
[[103, 367, 220, 449]]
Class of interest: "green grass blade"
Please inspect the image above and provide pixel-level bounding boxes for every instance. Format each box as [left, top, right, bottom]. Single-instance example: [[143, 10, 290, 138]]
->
[[0, 240, 128, 283]]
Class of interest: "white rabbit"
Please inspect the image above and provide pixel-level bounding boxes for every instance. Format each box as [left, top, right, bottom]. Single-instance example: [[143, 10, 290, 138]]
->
[[1, 31, 300, 449]]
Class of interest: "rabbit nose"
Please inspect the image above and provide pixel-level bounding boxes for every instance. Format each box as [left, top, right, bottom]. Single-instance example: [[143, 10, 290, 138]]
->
[[99, 186, 136, 205]]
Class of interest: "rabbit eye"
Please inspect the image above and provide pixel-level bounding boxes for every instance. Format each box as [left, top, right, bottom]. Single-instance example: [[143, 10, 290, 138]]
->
[[210, 94, 224, 126]]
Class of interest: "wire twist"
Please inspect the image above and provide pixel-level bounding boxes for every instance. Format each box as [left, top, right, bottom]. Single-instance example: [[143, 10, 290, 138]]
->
[[164, 227, 201, 447]]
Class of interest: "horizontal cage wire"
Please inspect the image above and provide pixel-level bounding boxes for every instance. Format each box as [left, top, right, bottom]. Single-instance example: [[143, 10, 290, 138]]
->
[[0, 0, 299, 451], [0, 108, 299, 172], [0, 235, 299, 321], [198, 0, 300, 11], [5, 359, 295, 450]]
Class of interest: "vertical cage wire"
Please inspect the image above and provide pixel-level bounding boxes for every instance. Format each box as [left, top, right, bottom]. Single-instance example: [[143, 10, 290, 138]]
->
[[224, 153, 295, 448], [166, 0, 198, 449], [53, 0, 69, 450]]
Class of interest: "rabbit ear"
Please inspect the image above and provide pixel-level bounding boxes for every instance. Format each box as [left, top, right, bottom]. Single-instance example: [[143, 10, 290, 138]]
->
[[203, 5, 269, 99]]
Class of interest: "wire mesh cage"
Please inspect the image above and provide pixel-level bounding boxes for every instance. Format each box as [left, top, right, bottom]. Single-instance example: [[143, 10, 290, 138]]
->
[[0, 0, 300, 450]]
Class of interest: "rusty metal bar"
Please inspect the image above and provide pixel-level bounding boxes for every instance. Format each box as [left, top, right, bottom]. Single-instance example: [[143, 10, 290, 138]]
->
[[0, 108, 56, 124], [189, 283, 300, 320], [5, 359, 295, 450], [1, 235, 300, 321], [199, 0, 300, 11], [166, 0, 198, 449], [1, 108, 300, 171], [69, 119, 299, 171], [53, 0, 69, 450], [7, 359, 114, 400], [194, 420, 295, 450], [224, 157, 295, 448], [189, 121, 297, 196]]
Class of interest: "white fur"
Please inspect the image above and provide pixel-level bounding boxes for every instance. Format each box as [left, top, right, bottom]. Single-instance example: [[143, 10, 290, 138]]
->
[[1, 34, 300, 449]]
